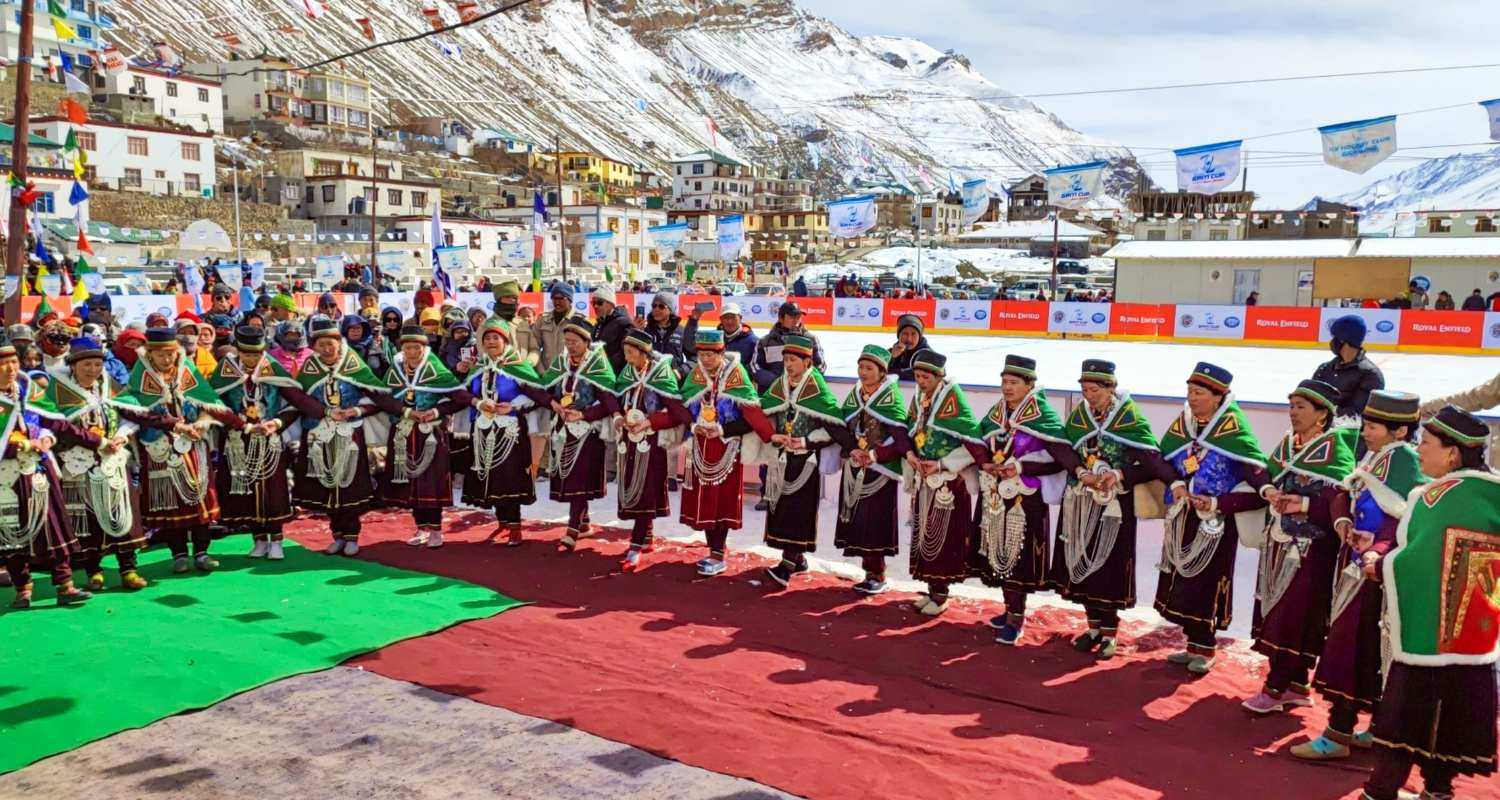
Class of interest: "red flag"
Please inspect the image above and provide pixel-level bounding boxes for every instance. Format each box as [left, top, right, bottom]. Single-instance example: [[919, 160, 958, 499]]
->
[[59, 98, 88, 124], [76, 229, 93, 255], [212, 31, 242, 47], [421, 5, 444, 31], [454, 0, 479, 23], [355, 16, 375, 40]]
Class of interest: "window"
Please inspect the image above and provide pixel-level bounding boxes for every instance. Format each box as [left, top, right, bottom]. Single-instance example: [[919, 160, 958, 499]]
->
[[387, 188, 402, 205], [75, 131, 95, 150], [1179, 228, 1194, 240], [81, 166, 96, 182], [607, 218, 620, 233], [1209, 229, 1228, 241], [122, 168, 142, 187], [312, 159, 340, 176], [183, 173, 200, 192], [375, 165, 391, 179], [363, 187, 377, 204], [131, 76, 145, 94], [1146, 229, 1165, 241], [628, 249, 639, 265], [321, 185, 335, 203], [628, 219, 639, 235], [692, 163, 704, 175], [197, 87, 209, 102], [1428, 217, 1452, 233], [126, 136, 148, 156], [254, 95, 261, 109], [35, 192, 54, 213], [1478, 216, 1496, 233], [181, 142, 200, 160], [77, 24, 91, 39], [1316, 219, 1331, 230], [166, 81, 178, 97], [795, 214, 806, 227], [468, 231, 481, 249], [155, 170, 165, 179], [330, 106, 346, 123], [69, 0, 85, 10], [411, 191, 427, 208], [694, 181, 702, 191]]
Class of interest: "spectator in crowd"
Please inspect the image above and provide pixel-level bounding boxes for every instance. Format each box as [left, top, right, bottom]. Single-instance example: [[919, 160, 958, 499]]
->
[[1462, 289, 1488, 311], [792, 274, 808, 297], [1490, 290, 1500, 311], [682, 301, 758, 367], [1434, 290, 1455, 310], [640, 291, 686, 370], [751, 302, 823, 392], [466, 307, 487, 332], [590, 284, 633, 373], [440, 319, 477, 378], [1245, 291, 1259, 306], [1406, 280, 1429, 309], [1312, 314, 1385, 420], [535, 281, 573, 370], [111, 328, 145, 371], [888, 314, 935, 382]]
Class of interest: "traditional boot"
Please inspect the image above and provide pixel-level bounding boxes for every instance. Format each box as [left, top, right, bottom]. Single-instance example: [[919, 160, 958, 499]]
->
[[248, 538, 270, 558], [267, 541, 285, 561], [426, 527, 444, 549], [620, 547, 642, 572], [195, 553, 220, 572], [323, 540, 344, 555], [86, 571, 106, 591], [505, 524, 524, 547], [10, 582, 34, 609], [120, 570, 149, 590], [56, 581, 93, 606]]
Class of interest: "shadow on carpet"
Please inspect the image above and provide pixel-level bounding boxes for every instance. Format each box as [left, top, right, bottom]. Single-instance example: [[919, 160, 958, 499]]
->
[[0, 534, 521, 774]]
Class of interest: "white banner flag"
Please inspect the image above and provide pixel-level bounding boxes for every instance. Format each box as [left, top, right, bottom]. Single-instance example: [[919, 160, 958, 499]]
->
[[959, 179, 989, 227], [1319, 115, 1397, 174], [717, 215, 745, 262], [502, 238, 529, 268], [1483, 99, 1500, 142], [1044, 161, 1107, 209], [647, 222, 688, 256], [826, 195, 877, 238], [1174, 140, 1242, 195], [583, 231, 613, 265]]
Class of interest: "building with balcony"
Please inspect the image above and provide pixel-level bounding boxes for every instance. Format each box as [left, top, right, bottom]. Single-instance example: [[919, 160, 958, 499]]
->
[[669, 149, 754, 213], [301, 70, 372, 134], [0, 0, 115, 74], [31, 115, 215, 198], [1003, 173, 1049, 222], [753, 176, 814, 212], [95, 64, 223, 132], [554, 151, 636, 193], [295, 175, 441, 238], [189, 56, 310, 127]]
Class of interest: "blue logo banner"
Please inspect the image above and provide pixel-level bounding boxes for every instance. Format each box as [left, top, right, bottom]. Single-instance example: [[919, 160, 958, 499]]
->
[[1173, 140, 1242, 195], [583, 231, 614, 265], [827, 195, 877, 238], [647, 222, 688, 255], [1483, 99, 1500, 142], [1044, 161, 1107, 209], [717, 215, 745, 261], [960, 179, 989, 227]]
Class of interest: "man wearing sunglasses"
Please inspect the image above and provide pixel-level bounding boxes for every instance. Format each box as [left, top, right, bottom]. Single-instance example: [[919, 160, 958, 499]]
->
[[637, 291, 685, 372], [589, 284, 633, 374]]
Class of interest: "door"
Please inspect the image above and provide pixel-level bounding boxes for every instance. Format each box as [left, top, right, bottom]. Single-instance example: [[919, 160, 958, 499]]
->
[[1232, 268, 1260, 304]]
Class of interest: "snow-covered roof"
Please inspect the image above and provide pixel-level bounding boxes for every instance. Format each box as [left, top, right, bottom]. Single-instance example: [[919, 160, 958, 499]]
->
[[1354, 237, 1500, 258], [960, 219, 1101, 240], [1104, 239, 1357, 260], [669, 149, 747, 167]]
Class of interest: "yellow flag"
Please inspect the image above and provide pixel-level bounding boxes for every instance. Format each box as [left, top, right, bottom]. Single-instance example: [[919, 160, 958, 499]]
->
[[50, 16, 76, 40], [71, 272, 88, 303], [72, 155, 84, 179]]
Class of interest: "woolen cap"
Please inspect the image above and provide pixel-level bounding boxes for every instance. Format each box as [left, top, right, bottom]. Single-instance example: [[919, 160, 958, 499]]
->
[[624, 328, 653, 352], [1424, 405, 1489, 448], [912, 349, 947, 377], [782, 334, 815, 359], [1002, 355, 1037, 381], [1363, 390, 1420, 426], [1188, 362, 1233, 394], [1080, 359, 1116, 385], [66, 336, 104, 363], [234, 326, 267, 351], [398, 324, 429, 345], [309, 317, 342, 341], [1290, 379, 1340, 413], [857, 344, 891, 371], [896, 313, 923, 336], [563, 315, 595, 341]]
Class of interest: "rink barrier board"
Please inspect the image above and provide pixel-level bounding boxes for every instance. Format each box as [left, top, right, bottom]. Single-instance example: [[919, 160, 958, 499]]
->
[[83, 293, 1500, 355]]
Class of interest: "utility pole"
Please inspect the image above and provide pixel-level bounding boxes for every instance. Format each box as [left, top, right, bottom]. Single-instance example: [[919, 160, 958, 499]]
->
[[232, 164, 244, 266], [913, 190, 923, 292], [554, 132, 568, 283], [3, 0, 36, 324], [1048, 209, 1060, 300]]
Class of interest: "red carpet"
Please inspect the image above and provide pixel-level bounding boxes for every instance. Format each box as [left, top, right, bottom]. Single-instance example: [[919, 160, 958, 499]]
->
[[288, 510, 1497, 800]]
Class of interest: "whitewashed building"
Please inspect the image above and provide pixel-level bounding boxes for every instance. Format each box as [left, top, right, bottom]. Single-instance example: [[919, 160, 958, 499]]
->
[[97, 65, 224, 133], [669, 150, 754, 213], [32, 116, 216, 198]]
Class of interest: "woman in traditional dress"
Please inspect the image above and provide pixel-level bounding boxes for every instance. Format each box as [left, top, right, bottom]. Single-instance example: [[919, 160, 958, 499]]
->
[[613, 328, 690, 572], [1154, 363, 1270, 673], [1359, 405, 1497, 800], [1291, 391, 1425, 760], [0, 334, 91, 607], [831, 345, 909, 595], [759, 334, 842, 588], [904, 350, 982, 617], [376, 324, 471, 549], [209, 327, 302, 561], [1243, 379, 1359, 714], [1050, 359, 1165, 659], [47, 336, 154, 590], [534, 316, 618, 552], [679, 329, 772, 576], [288, 318, 389, 557], [129, 328, 232, 574], [462, 318, 544, 547], [967, 355, 1072, 645]]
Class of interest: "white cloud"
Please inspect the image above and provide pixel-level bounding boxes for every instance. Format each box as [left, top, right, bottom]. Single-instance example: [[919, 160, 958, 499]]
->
[[797, 0, 1500, 207]]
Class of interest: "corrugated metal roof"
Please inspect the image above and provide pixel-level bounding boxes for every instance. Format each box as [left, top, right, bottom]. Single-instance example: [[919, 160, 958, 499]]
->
[[1104, 239, 1357, 259]]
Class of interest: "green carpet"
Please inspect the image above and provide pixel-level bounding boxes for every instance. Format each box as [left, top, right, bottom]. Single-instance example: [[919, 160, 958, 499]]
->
[[0, 535, 521, 774]]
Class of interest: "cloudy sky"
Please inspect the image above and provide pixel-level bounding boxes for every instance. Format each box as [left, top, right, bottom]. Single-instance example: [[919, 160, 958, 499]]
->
[[796, 0, 1500, 208]]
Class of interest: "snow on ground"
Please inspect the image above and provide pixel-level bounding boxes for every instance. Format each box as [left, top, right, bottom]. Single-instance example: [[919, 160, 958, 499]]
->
[[800, 247, 1115, 283], [817, 329, 1496, 405]]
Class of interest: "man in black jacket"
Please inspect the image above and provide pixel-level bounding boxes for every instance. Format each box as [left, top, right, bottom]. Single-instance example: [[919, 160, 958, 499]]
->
[[751, 302, 824, 392], [1312, 314, 1385, 420], [640, 291, 685, 370], [590, 284, 633, 373], [887, 313, 935, 382]]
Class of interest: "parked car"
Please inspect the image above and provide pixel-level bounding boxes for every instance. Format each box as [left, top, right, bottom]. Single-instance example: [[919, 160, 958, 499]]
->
[[716, 282, 749, 296], [1008, 278, 1052, 298], [1056, 259, 1088, 275], [747, 285, 786, 297]]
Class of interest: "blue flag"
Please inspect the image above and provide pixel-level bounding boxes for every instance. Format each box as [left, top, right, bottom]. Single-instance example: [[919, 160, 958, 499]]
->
[[68, 180, 89, 206]]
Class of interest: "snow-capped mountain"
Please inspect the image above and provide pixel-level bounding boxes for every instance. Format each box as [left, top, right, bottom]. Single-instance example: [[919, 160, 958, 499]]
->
[[106, 0, 1136, 196], [1326, 146, 1500, 233]]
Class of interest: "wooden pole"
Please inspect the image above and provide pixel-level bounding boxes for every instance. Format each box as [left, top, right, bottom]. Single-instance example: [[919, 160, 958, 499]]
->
[[1049, 210, 1060, 299], [4, 0, 36, 325], [555, 132, 567, 283], [367, 99, 379, 279]]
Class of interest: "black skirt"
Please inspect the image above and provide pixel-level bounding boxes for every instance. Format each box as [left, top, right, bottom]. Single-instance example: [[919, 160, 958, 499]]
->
[[1372, 661, 1497, 777], [1153, 511, 1239, 632], [764, 450, 823, 551], [833, 465, 900, 558], [970, 489, 1051, 593], [461, 414, 535, 507]]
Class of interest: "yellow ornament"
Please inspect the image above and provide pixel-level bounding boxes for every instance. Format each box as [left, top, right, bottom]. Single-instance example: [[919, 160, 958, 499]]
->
[[914, 431, 928, 450], [783, 419, 794, 436], [857, 436, 869, 451], [560, 392, 575, 409], [699, 405, 717, 424], [1183, 454, 1201, 474]]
